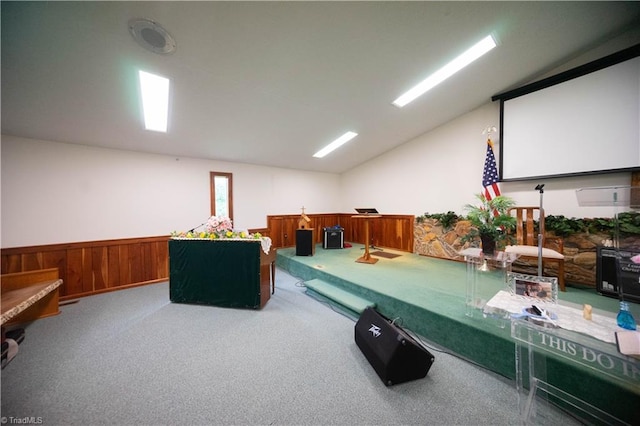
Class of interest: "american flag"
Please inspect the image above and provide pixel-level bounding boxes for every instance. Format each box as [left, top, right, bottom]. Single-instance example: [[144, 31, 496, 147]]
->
[[482, 138, 501, 201]]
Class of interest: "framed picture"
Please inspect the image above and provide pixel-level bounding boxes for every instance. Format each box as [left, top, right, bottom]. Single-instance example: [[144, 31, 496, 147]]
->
[[507, 272, 558, 303]]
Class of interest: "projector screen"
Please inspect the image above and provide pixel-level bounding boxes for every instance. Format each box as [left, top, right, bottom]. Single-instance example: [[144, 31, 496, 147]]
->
[[494, 45, 640, 181]]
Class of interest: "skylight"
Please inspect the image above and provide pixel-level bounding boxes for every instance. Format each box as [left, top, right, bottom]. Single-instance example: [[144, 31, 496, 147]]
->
[[392, 35, 497, 107], [313, 131, 358, 158], [138, 70, 170, 132]]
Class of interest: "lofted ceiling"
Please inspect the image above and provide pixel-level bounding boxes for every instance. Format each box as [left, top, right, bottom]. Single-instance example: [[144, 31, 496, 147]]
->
[[2, 2, 640, 174]]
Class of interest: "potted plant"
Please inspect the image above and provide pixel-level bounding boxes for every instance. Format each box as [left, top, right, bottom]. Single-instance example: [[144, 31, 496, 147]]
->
[[463, 193, 517, 255]]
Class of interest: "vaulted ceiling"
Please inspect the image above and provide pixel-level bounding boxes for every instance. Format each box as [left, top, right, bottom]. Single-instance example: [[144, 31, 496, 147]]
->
[[2, 2, 639, 173]]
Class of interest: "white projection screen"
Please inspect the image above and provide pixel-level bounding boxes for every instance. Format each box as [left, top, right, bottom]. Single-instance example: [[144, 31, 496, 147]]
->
[[495, 46, 640, 181]]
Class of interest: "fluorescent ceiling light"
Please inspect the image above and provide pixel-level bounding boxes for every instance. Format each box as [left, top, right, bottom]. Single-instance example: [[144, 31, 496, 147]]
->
[[392, 35, 497, 107], [138, 70, 170, 132], [313, 131, 358, 158]]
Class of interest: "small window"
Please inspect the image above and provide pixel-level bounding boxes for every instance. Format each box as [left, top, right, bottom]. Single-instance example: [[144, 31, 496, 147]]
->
[[210, 172, 233, 220]]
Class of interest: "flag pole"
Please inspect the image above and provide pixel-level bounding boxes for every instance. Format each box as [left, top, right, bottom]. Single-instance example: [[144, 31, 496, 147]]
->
[[479, 126, 500, 266], [481, 125, 500, 205]]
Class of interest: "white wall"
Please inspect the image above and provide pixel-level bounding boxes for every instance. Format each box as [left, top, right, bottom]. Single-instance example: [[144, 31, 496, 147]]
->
[[340, 30, 640, 220], [0, 136, 341, 247], [4, 31, 638, 249], [340, 102, 499, 216], [2, 103, 632, 250], [340, 101, 631, 220]]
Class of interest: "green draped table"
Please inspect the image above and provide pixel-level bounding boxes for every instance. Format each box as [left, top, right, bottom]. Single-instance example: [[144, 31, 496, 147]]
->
[[169, 239, 273, 309]]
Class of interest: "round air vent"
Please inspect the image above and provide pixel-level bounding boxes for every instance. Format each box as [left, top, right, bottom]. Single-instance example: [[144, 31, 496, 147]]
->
[[128, 18, 176, 55]]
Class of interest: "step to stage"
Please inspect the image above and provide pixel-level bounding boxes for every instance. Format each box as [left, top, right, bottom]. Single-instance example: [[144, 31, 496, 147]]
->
[[304, 279, 375, 315]]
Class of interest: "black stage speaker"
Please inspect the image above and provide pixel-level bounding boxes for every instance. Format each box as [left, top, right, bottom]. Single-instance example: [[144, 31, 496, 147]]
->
[[296, 229, 315, 256], [596, 247, 640, 303], [355, 307, 435, 386], [323, 227, 344, 249]]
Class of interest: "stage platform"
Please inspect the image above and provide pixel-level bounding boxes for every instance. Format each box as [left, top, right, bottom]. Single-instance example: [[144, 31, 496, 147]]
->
[[276, 243, 640, 424]]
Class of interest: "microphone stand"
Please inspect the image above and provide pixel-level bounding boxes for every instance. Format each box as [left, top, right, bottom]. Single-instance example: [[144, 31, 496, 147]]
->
[[188, 221, 207, 233], [535, 184, 545, 277]]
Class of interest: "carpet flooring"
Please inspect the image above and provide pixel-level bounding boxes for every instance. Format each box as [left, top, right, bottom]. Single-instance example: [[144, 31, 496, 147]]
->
[[277, 243, 640, 424], [0, 268, 580, 426]]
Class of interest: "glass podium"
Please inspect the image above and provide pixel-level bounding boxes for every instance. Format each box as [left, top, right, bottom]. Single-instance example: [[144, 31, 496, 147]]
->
[[460, 247, 518, 319], [504, 186, 640, 424], [512, 317, 639, 425]]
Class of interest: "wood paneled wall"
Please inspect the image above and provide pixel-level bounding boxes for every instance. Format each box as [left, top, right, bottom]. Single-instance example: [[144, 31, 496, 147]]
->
[[0, 215, 413, 301], [1, 236, 170, 301], [267, 213, 414, 252]]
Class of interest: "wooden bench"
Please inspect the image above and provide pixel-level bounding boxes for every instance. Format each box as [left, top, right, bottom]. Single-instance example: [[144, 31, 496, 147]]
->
[[1, 268, 63, 328]]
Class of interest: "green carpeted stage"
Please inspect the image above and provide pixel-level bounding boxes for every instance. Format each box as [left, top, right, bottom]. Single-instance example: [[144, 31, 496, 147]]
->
[[277, 243, 640, 424]]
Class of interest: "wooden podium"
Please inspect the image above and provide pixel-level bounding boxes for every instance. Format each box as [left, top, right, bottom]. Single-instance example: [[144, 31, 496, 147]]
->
[[352, 214, 381, 264]]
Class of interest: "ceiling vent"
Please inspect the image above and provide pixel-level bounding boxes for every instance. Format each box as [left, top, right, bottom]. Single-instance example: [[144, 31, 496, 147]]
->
[[128, 18, 176, 55]]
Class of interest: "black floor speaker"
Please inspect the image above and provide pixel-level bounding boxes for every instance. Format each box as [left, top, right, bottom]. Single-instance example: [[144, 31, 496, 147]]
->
[[596, 246, 640, 303], [355, 307, 435, 386], [296, 229, 315, 256]]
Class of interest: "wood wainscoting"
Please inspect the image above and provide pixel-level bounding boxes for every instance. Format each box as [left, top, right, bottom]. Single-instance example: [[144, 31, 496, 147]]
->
[[0, 215, 413, 301], [267, 213, 414, 252], [1, 236, 170, 301]]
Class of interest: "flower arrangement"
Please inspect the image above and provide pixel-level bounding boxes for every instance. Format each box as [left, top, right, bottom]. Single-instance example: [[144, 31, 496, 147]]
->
[[171, 216, 263, 240], [206, 215, 233, 235]]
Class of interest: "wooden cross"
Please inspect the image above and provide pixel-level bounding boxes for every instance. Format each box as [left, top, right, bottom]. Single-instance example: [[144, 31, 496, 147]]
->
[[299, 206, 311, 229]]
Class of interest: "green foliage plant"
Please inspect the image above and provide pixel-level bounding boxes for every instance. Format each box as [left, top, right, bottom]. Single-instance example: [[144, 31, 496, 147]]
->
[[545, 212, 640, 238], [462, 193, 517, 246], [415, 201, 640, 241], [544, 215, 584, 237], [416, 211, 459, 230]]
